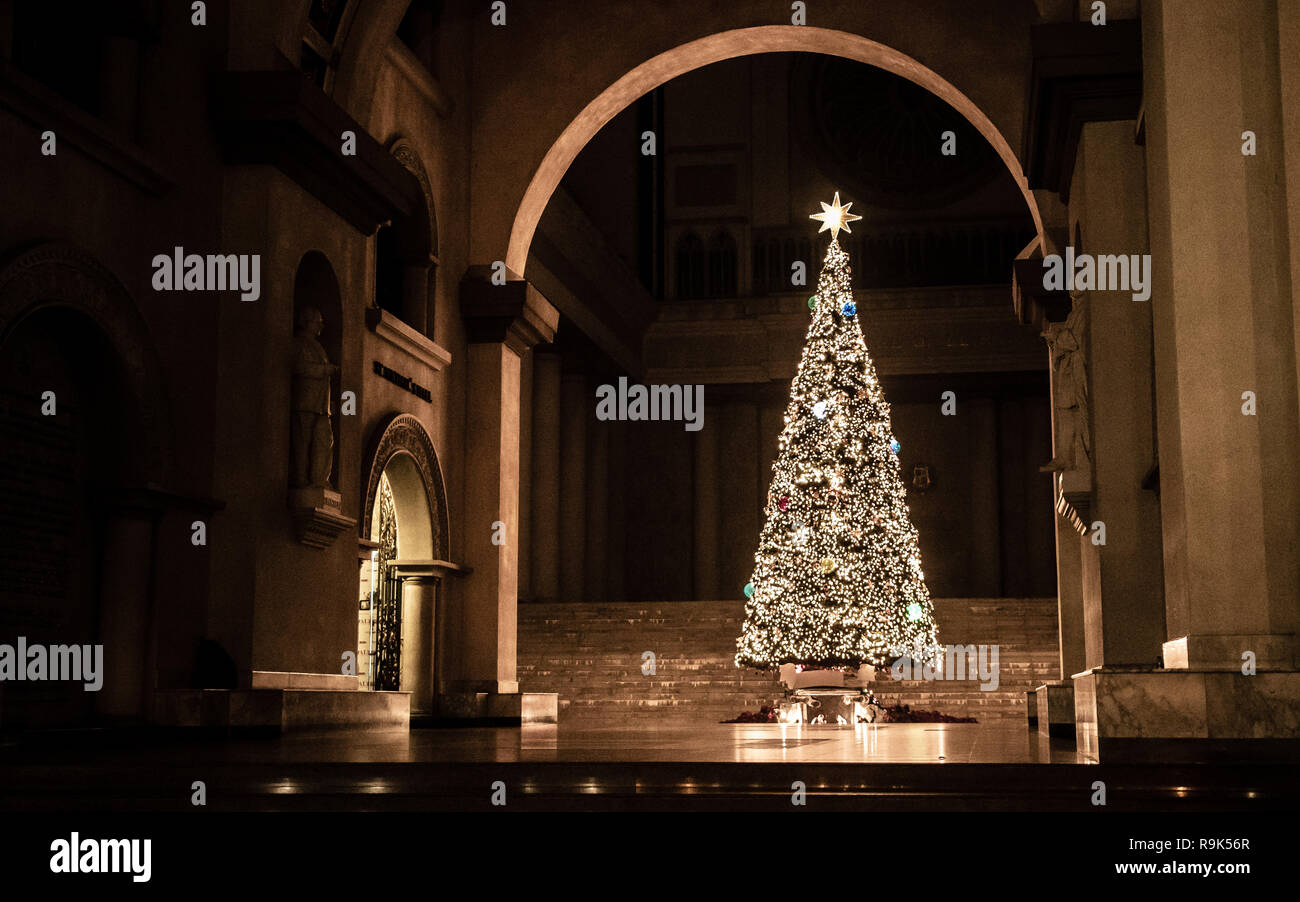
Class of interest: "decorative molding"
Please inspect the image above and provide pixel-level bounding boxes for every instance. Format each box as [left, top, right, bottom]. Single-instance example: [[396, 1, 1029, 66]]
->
[[389, 559, 469, 580], [1023, 21, 1143, 203], [360, 413, 451, 560], [1054, 471, 1093, 536], [459, 268, 559, 354], [0, 242, 170, 483], [213, 71, 421, 235], [386, 135, 439, 259], [365, 307, 452, 371], [290, 486, 356, 549]]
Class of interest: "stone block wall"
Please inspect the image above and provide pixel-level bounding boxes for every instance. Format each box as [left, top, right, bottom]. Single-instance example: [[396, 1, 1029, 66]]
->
[[517, 598, 1060, 723]]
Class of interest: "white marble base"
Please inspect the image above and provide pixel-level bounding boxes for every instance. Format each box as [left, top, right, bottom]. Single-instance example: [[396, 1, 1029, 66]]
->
[[1074, 666, 1300, 762]]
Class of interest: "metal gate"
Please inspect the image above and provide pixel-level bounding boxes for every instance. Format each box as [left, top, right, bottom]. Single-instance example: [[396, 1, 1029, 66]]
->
[[373, 565, 403, 691]]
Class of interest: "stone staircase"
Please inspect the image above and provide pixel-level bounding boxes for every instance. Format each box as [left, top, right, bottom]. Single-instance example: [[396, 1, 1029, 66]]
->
[[517, 598, 1060, 724]]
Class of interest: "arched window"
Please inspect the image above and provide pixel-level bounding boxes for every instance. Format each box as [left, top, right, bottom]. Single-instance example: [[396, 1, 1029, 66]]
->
[[707, 230, 738, 298], [675, 232, 705, 299], [375, 139, 439, 337]]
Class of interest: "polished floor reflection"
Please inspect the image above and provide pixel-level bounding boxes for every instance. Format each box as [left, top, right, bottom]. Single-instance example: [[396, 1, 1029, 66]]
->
[[3, 721, 1295, 812], [261, 721, 1083, 764], [0, 721, 1079, 765]]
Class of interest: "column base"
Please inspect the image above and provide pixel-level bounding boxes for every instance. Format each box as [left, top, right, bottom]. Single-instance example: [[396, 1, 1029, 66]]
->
[[1034, 681, 1075, 737], [437, 691, 558, 724], [1074, 665, 1300, 762], [1162, 634, 1296, 670]]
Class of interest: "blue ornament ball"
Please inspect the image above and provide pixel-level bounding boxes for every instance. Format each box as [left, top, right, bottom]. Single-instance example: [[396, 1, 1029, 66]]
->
[[743, 582, 755, 599], [841, 302, 857, 317], [890, 438, 901, 455]]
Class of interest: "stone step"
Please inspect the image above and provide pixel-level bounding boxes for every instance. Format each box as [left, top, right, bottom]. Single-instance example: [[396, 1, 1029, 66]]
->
[[518, 598, 1060, 723]]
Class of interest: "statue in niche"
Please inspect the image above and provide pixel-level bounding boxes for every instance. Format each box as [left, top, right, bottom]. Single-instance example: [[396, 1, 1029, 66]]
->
[[1040, 290, 1091, 471], [291, 306, 339, 488]]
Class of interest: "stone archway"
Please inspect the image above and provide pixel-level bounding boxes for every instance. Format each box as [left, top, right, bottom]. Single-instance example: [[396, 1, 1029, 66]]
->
[[358, 413, 450, 713], [0, 243, 169, 482], [0, 243, 171, 725], [506, 25, 1044, 275]]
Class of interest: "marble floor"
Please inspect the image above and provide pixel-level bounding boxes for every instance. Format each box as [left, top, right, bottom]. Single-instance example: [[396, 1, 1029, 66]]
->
[[3, 721, 1295, 812]]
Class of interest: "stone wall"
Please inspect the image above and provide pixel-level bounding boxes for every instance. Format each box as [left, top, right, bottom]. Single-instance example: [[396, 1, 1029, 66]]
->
[[517, 598, 1060, 724]]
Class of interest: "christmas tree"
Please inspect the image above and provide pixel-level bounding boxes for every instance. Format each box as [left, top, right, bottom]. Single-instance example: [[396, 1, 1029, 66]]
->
[[735, 193, 939, 671]]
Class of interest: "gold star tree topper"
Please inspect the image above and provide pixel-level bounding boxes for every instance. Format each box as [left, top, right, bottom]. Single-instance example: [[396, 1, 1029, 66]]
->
[[810, 191, 862, 240]]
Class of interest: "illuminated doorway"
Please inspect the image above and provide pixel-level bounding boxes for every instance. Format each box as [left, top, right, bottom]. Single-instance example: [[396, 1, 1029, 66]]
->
[[358, 415, 450, 715]]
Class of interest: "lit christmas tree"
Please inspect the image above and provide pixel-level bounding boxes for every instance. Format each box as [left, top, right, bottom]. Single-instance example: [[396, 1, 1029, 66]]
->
[[735, 193, 939, 671]]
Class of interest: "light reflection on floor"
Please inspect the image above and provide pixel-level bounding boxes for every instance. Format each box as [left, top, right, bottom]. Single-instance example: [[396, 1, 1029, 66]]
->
[[238, 720, 1083, 765]]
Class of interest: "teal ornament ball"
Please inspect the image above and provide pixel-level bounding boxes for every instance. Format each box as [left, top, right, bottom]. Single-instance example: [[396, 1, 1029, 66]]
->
[[807, 296, 817, 310], [743, 582, 755, 599], [906, 602, 923, 621], [890, 438, 901, 455]]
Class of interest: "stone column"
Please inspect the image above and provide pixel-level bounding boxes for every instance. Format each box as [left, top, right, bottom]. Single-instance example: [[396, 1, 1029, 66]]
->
[[1054, 517, 1086, 680], [517, 349, 534, 600], [962, 398, 1001, 596], [398, 576, 437, 715], [692, 404, 721, 600], [584, 417, 609, 603], [719, 400, 760, 595], [606, 425, 626, 601], [1144, 0, 1299, 668], [96, 513, 157, 721], [453, 269, 557, 708], [559, 371, 588, 603], [530, 349, 562, 603], [1073, 119, 1166, 668], [1069, 0, 1300, 760]]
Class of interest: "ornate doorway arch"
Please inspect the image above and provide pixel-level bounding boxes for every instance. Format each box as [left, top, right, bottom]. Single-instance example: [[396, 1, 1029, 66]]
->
[[360, 413, 450, 557], [357, 413, 450, 713], [507, 25, 1044, 275]]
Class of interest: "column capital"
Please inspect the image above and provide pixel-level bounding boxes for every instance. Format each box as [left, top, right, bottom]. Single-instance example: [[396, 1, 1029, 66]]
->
[[460, 266, 559, 353], [1024, 20, 1143, 203], [389, 559, 468, 581]]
